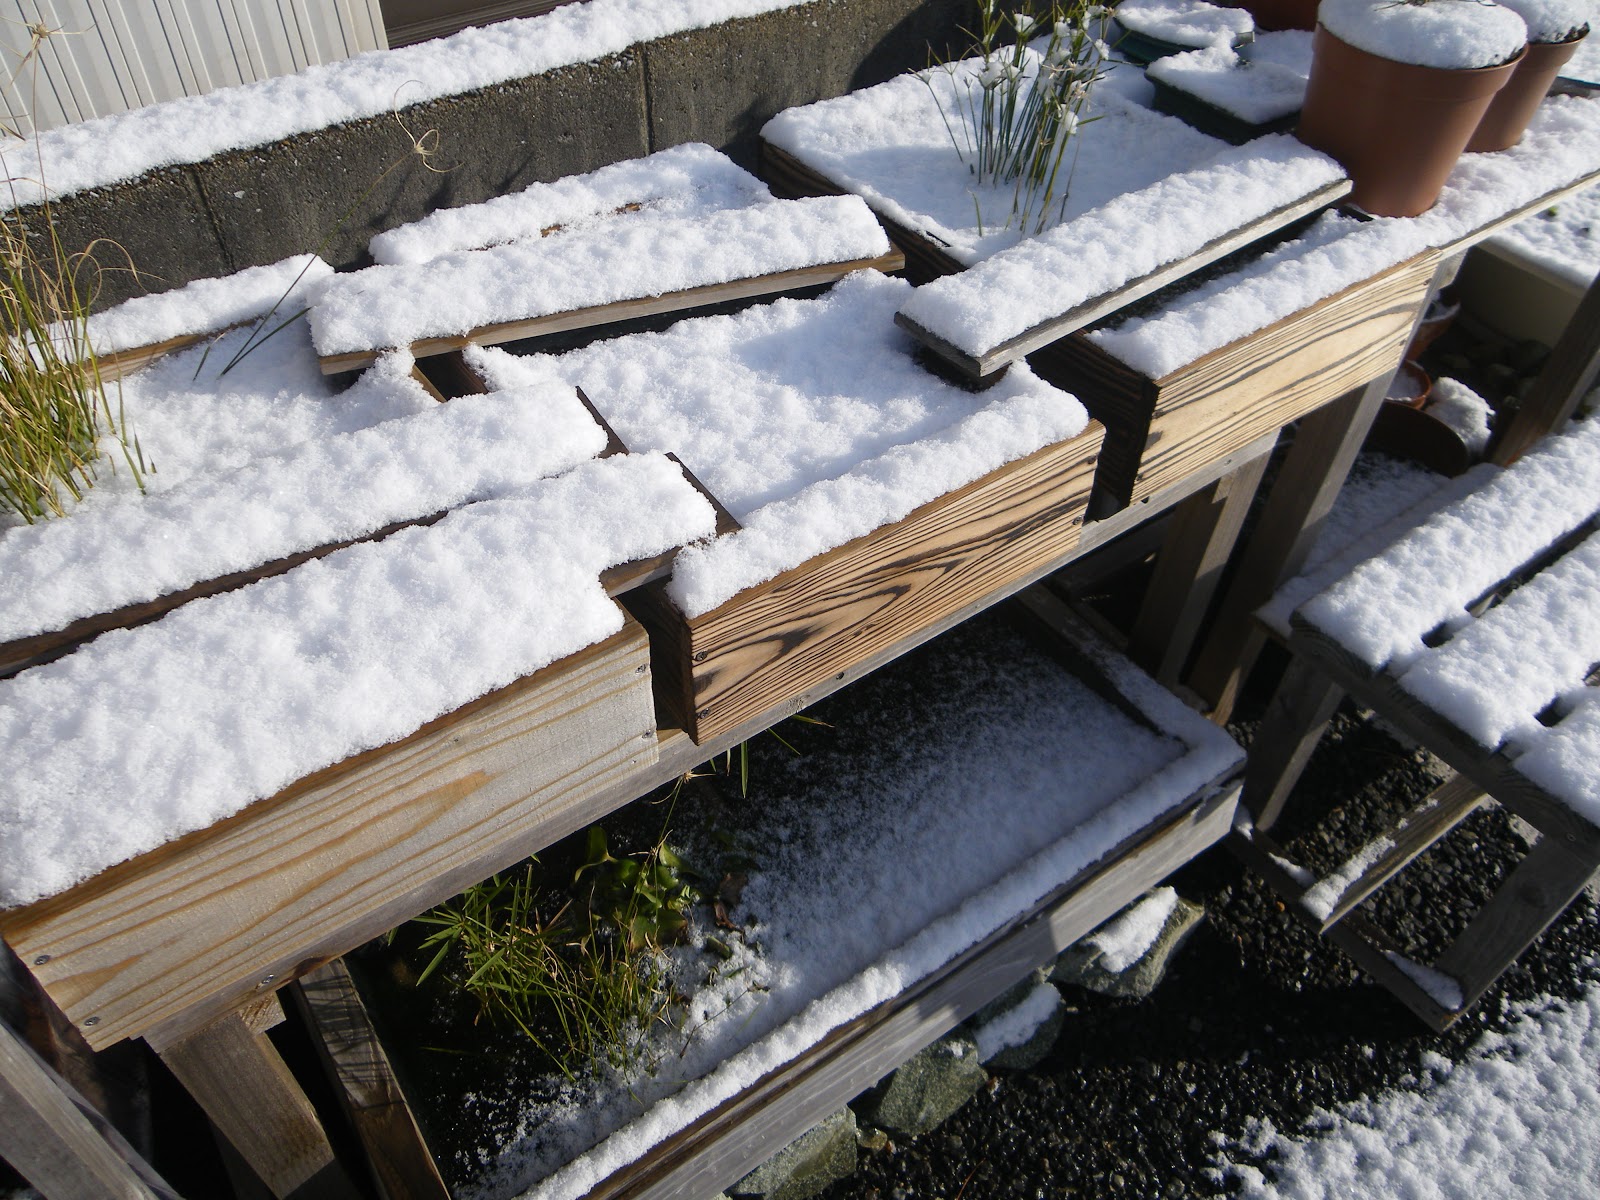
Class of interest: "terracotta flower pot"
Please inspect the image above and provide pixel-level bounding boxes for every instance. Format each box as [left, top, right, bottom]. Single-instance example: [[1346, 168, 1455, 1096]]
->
[[1297, 24, 1525, 217], [1385, 360, 1433, 408], [1467, 32, 1587, 151]]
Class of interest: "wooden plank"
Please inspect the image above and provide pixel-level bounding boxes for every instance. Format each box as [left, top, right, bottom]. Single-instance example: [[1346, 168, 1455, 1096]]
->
[[1432, 834, 1599, 1011], [291, 960, 450, 1200], [1, 619, 659, 1051], [1489, 267, 1600, 466], [645, 423, 1105, 742], [1127, 446, 1273, 685], [152, 1010, 358, 1200], [95, 330, 219, 381], [894, 179, 1353, 380], [593, 783, 1240, 1200], [0, 1019, 174, 1200], [1430, 169, 1600, 257], [317, 250, 909, 374], [1315, 773, 1489, 931], [1239, 656, 1347, 831]]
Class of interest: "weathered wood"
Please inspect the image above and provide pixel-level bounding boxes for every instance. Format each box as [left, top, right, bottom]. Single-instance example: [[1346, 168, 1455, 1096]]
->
[[633, 423, 1105, 742], [0, 1019, 174, 1200], [1432, 834, 1600, 1010], [594, 784, 1240, 1200], [1489, 267, 1600, 466], [152, 1009, 358, 1200], [895, 179, 1353, 380], [95, 330, 221, 381], [291, 960, 450, 1200], [1, 619, 658, 1051], [317, 250, 908, 374], [1240, 656, 1347, 831], [1315, 773, 1489, 932], [407, 366, 448, 403], [1127, 446, 1273, 685]]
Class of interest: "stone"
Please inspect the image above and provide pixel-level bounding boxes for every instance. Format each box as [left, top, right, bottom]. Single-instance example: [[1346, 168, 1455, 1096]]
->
[[1051, 895, 1205, 1001], [857, 1031, 988, 1137], [729, 1107, 857, 1200], [966, 969, 1066, 1071]]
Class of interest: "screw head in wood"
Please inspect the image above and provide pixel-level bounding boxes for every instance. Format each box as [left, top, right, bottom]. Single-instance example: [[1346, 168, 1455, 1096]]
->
[[83, 1016, 99, 1026], [32, 954, 48, 965], [258, 974, 275, 988]]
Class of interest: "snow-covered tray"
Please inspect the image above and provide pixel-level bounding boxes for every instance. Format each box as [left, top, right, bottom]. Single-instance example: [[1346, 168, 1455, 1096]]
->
[[470, 271, 1106, 742], [355, 603, 1243, 1200], [0, 450, 718, 1050], [310, 144, 903, 373], [1146, 32, 1313, 144]]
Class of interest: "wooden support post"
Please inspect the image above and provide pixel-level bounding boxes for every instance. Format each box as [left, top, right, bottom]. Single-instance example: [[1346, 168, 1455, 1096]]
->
[[1240, 656, 1346, 831], [1489, 269, 1600, 466], [0, 1019, 177, 1200], [1187, 375, 1391, 721], [152, 1007, 360, 1200], [290, 960, 450, 1200], [1128, 445, 1274, 685]]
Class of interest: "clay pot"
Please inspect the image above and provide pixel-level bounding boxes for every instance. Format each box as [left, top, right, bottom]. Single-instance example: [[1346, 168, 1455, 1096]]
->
[[1297, 25, 1525, 216], [1467, 32, 1587, 151], [1385, 361, 1433, 408], [1404, 292, 1461, 362]]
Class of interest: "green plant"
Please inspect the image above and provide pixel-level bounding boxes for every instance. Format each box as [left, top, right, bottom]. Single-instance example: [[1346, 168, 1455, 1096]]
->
[[928, 0, 1114, 234]]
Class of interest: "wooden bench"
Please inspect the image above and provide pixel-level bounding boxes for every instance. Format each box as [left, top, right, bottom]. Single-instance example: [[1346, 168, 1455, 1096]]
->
[[1232, 415, 1600, 1029]]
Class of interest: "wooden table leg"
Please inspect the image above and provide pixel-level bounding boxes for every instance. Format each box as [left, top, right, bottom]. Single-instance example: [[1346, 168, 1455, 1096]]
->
[[1488, 269, 1600, 466], [1127, 442, 1275, 686], [1186, 374, 1392, 722], [152, 1005, 360, 1200], [1240, 656, 1346, 831]]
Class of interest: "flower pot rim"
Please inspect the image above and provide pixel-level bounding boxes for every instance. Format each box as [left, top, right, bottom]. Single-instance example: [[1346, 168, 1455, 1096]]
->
[[1314, 21, 1530, 75]]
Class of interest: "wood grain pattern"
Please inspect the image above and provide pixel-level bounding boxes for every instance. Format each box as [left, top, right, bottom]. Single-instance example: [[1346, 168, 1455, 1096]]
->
[[291, 960, 450, 1200], [640, 424, 1105, 743], [895, 179, 1353, 379], [317, 251, 908, 374], [1, 619, 658, 1051]]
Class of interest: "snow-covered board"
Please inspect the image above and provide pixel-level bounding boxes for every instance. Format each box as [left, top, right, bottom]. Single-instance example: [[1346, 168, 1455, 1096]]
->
[[471, 272, 1104, 743]]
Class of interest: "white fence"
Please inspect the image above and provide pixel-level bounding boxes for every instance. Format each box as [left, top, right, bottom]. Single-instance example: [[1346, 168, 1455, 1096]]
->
[[0, 0, 386, 135]]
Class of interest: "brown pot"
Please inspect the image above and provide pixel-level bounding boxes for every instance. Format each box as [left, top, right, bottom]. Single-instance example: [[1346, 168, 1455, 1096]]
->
[[1223, 0, 1319, 31], [1385, 361, 1432, 408], [1467, 32, 1586, 152], [1297, 25, 1525, 217]]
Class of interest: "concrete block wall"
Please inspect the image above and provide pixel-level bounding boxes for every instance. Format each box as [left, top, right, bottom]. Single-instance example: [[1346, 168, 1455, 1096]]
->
[[40, 0, 967, 312]]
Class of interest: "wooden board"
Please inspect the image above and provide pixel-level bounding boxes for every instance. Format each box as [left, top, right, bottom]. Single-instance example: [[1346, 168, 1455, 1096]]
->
[[627, 422, 1106, 743], [1035, 250, 1436, 509], [0, 617, 658, 1051], [894, 179, 1353, 382], [316, 250, 908, 374]]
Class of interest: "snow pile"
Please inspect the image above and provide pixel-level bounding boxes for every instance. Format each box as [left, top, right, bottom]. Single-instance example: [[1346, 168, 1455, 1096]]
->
[[472, 271, 1090, 616], [763, 75, 1224, 265], [1497, 0, 1591, 43], [0, 452, 716, 907], [1319, 0, 1529, 70], [1085, 887, 1180, 972], [456, 614, 1241, 1200], [897, 134, 1345, 359], [1427, 377, 1494, 455], [1487, 184, 1600, 291], [974, 982, 1062, 1062], [1223, 985, 1600, 1197], [1146, 32, 1313, 123], [1300, 838, 1395, 921], [1116, 0, 1255, 48], [82, 255, 332, 356], [0, 0, 816, 209], [311, 195, 890, 356], [369, 144, 771, 265], [0, 365, 608, 643]]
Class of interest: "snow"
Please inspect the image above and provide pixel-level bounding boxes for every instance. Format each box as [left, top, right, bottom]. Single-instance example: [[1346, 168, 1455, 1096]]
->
[[1319, 0, 1530, 71], [1146, 32, 1313, 123], [1115, 0, 1256, 48], [762, 71, 1225, 266], [453, 613, 1242, 1200], [1497, 0, 1591, 43], [973, 982, 1063, 1062], [896, 134, 1345, 359], [1223, 984, 1600, 1198], [470, 271, 1090, 617], [1085, 886, 1181, 972], [0, 453, 716, 907], [0, 365, 608, 644], [1486, 184, 1600, 291], [1427, 377, 1494, 454], [368, 143, 771, 265], [81, 255, 332, 356], [1565, 22, 1600, 77], [0, 0, 816, 210], [310, 195, 890, 357], [1301, 838, 1395, 921]]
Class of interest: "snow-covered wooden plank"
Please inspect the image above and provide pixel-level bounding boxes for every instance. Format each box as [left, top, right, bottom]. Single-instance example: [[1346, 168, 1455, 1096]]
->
[[1037, 248, 1435, 508], [311, 194, 901, 372]]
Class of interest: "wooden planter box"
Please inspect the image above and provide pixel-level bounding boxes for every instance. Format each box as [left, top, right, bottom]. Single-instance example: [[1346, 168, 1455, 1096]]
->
[[0, 613, 659, 1052], [628, 422, 1106, 743], [1032, 251, 1439, 510]]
